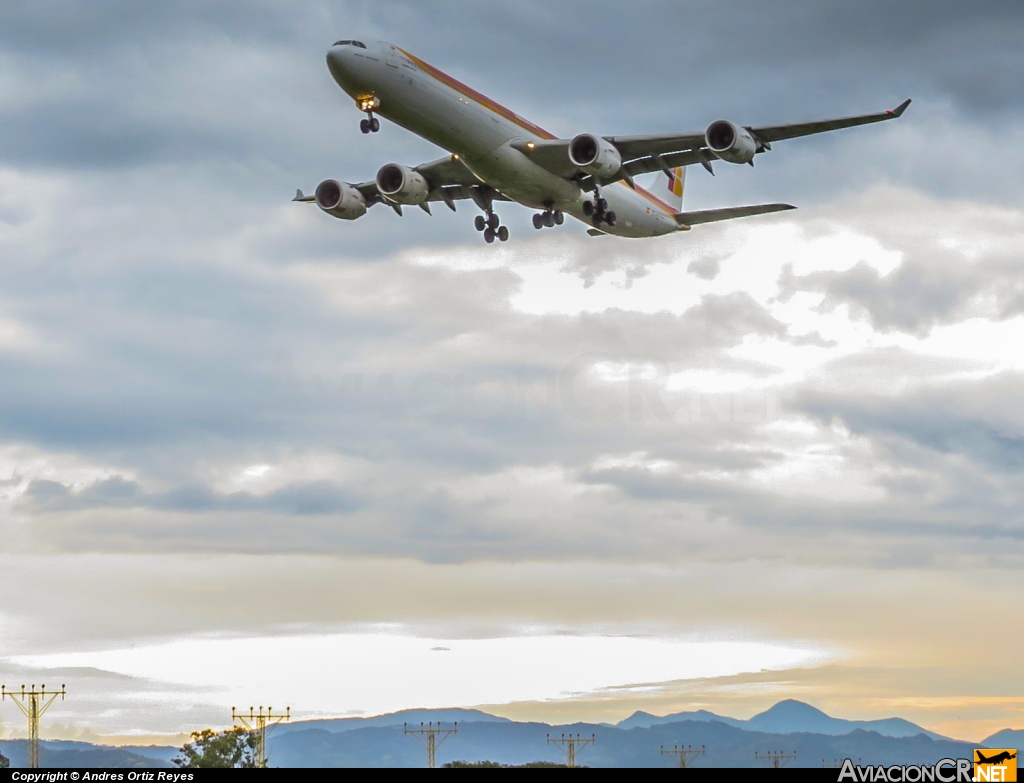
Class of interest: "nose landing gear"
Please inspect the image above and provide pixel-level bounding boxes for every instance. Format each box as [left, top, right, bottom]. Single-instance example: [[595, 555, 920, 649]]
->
[[474, 210, 508, 243], [357, 96, 381, 134]]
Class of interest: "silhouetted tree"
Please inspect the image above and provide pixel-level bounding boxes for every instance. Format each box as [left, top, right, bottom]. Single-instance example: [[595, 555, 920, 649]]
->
[[173, 728, 258, 768]]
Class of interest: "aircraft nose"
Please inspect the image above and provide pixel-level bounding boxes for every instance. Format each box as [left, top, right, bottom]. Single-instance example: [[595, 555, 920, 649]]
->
[[326, 44, 346, 75]]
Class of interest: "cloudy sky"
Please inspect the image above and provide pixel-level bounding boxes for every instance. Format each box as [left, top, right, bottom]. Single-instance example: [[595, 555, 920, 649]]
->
[[1, 0, 1023, 745]]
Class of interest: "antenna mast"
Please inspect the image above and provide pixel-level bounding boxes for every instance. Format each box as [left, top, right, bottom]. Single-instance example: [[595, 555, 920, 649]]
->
[[1, 684, 66, 769], [756, 750, 798, 768], [661, 743, 706, 768], [232, 705, 290, 767], [404, 722, 458, 768], [547, 733, 595, 768]]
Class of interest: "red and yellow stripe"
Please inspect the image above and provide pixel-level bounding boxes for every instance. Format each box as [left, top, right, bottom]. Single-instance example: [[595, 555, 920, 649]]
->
[[399, 48, 557, 141], [399, 47, 680, 217]]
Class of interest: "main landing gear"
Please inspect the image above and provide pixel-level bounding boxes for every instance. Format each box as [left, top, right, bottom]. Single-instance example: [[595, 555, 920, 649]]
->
[[357, 96, 381, 134], [582, 191, 616, 228], [474, 211, 509, 243], [532, 206, 564, 230]]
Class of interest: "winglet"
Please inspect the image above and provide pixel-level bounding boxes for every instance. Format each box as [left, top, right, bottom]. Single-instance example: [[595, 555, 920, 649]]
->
[[889, 99, 912, 117]]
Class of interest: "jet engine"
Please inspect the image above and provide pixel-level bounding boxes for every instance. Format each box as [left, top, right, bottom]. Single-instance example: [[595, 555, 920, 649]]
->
[[315, 179, 368, 220], [705, 120, 758, 164], [375, 163, 430, 205], [568, 134, 622, 179]]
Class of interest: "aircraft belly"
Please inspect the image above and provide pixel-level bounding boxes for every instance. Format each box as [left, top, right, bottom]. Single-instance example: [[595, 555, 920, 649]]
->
[[463, 146, 579, 207]]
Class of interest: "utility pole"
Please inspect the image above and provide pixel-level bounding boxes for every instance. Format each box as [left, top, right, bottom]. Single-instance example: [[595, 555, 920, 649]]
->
[[756, 750, 797, 768], [661, 744, 706, 768], [232, 705, 290, 768], [547, 733, 595, 768], [404, 722, 457, 769], [1, 684, 66, 769]]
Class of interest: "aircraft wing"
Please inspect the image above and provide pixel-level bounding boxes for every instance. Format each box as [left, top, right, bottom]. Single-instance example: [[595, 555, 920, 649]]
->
[[295, 154, 505, 214], [514, 100, 910, 184]]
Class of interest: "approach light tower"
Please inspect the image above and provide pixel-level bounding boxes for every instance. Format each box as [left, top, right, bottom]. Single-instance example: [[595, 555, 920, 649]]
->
[[547, 733, 595, 768], [404, 722, 457, 769], [756, 750, 797, 768], [232, 705, 290, 768], [1, 684, 66, 769], [661, 743, 706, 768]]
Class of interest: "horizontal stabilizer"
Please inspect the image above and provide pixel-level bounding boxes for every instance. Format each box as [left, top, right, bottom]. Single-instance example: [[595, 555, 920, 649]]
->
[[675, 203, 795, 226], [293, 189, 316, 203]]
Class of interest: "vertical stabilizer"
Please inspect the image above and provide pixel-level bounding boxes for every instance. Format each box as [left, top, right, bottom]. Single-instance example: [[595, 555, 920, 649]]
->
[[662, 166, 685, 212]]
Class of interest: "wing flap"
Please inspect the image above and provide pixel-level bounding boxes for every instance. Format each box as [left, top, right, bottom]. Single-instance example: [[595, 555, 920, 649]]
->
[[675, 203, 795, 226]]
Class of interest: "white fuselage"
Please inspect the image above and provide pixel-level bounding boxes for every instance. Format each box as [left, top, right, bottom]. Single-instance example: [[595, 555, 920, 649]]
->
[[326, 40, 681, 238]]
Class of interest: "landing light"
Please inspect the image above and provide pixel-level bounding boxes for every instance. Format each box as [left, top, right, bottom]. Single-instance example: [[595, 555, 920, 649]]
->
[[526, 142, 536, 149]]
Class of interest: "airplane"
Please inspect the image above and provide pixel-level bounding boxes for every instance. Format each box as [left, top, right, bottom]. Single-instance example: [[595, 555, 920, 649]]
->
[[295, 38, 910, 243], [976, 751, 1017, 765]]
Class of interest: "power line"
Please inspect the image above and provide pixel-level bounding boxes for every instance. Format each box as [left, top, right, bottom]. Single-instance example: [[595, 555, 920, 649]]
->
[[661, 743, 706, 768], [547, 733, 595, 768], [756, 750, 798, 768], [404, 722, 457, 768], [1, 684, 66, 769], [232, 705, 290, 768]]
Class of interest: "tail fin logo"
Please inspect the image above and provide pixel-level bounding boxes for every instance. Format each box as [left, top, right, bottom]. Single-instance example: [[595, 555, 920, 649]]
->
[[667, 167, 684, 197], [663, 166, 685, 212]]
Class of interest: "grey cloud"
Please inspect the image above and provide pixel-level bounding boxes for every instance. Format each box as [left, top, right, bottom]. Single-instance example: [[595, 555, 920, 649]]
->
[[779, 259, 989, 335], [798, 368, 1024, 473], [23, 476, 361, 516]]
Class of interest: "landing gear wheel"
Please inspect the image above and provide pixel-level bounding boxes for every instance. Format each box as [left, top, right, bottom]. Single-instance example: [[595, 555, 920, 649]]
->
[[553, 210, 564, 225], [360, 119, 370, 134], [369, 117, 380, 133], [592, 213, 603, 227], [532, 213, 544, 230], [487, 212, 500, 231], [596, 198, 608, 213], [543, 211, 555, 228], [605, 211, 617, 227], [497, 226, 509, 242], [484, 227, 496, 243], [475, 215, 486, 232], [582, 200, 594, 217]]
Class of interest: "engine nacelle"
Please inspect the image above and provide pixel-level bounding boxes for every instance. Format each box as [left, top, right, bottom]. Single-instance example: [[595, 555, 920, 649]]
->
[[314, 180, 367, 220], [705, 120, 758, 164], [375, 163, 430, 205], [568, 133, 622, 179]]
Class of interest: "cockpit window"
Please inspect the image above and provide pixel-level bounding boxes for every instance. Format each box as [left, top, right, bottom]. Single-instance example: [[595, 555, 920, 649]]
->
[[332, 40, 367, 48]]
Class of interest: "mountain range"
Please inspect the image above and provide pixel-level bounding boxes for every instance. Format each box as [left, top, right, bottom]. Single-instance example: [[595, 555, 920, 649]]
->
[[0, 700, 1017, 768]]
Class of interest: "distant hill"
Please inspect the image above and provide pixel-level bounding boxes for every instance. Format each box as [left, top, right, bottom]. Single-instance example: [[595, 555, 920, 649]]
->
[[3, 700, 1016, 768], [618, 699, 947, 740], [982, 729, 1023, 750], [0, 740, 170, 769], [273, 707, 509, 737], [263, 719, 979, 768]]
